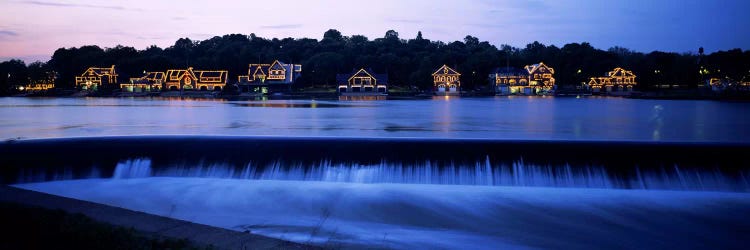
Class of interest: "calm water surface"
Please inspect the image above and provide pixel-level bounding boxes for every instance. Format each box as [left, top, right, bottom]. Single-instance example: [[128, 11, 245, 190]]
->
[[1, 96, 747, 142], [7, 96, 750, 249]]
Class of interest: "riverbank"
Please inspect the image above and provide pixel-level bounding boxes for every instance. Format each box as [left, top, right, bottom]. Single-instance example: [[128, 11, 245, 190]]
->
[[0, 185, 314, 249], [0, 200, 200, 249], [8, 88, 750, 101]]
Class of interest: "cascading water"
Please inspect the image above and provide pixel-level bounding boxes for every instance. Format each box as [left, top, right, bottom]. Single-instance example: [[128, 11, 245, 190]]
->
[[17, 176, 750, 249], [15, 166, 101, 183], [112, 158, 152, 179], [12, 146, 750, 249], [107, 157, 750, 192]]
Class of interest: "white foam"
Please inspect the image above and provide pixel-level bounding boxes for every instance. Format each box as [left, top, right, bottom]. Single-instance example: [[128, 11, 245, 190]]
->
[[102, 158, 750, 192], [16, 178, 750, 249]]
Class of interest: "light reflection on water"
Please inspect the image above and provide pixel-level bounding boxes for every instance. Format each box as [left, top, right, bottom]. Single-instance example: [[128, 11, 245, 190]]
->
[[0, 96, 748, 142]]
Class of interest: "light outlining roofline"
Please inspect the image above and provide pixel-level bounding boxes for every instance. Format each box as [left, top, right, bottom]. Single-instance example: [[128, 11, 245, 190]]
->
[[432, 64, 461, 76], [348, 68, 376, 83]]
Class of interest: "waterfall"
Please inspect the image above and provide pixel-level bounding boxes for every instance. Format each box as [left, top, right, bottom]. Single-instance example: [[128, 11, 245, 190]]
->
[[112, 158, 152, 179], [101, 157, 750, 192]]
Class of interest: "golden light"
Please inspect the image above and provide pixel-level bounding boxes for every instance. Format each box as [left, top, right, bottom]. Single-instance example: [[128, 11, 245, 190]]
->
[[76, 65, 117, 88], [432, 65, 461, 94], [588, 67, 637, 94], [338, 68, 387, 95], [495, 62, 555, 95]]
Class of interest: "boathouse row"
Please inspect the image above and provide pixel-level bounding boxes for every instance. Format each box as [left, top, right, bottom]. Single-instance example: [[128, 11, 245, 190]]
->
[[489, 63, 639, 96], [70, 61, 636, 96], [75, 60, 302, 93]]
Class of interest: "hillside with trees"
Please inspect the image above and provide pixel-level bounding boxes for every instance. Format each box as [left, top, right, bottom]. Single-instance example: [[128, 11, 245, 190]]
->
[[1, 29, 749, 95]]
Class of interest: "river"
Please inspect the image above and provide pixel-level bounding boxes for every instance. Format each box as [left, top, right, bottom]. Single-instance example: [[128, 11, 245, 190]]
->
[[1, 96, 748, 142], [5, 96, 750, 249]]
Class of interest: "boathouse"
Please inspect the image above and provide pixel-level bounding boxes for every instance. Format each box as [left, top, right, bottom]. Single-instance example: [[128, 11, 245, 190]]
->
[[165, 67, 227, 91], [588, 67, 637, 95], [237, 60, 302, 94], [194, 70, 228, 91], [432, 65, 461, 96], [17, 71, 56, 91], [337, 68, 388, 96], [75, 65, 118, 90], [122, 72, 164, 92], [491, 62, 555, 95]]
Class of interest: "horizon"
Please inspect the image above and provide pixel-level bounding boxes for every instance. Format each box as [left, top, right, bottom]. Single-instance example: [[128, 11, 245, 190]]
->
[[2, 0, 750, 63]]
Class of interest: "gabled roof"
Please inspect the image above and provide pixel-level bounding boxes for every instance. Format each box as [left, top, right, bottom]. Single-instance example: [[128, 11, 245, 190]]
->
[[131, 71, 164, 84], [337, 68, 388, 85], [165, 67, 198, 81], [81, 65, 117, 77], [525, 62, 554, 75], [247, 60, 301, 75], [252, 65, 266, 76], [349, 68, 375, 81], [196, 71, 225, 78], [194, 70, 228, 83], [588, 77, 610, 85], [269, 60, 287, 71], [145, 72, 164, 80], [608, 67, 635, 78], [432, 65, 461, 76]]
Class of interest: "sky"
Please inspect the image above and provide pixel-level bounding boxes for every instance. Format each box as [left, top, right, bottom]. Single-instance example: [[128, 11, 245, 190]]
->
[[1, 0, 749, 62]]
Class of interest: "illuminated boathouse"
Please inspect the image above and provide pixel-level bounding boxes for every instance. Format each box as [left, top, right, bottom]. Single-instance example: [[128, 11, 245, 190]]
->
[[121, 72, 164, 92], [588, 67, 637, 95], [337, 68, 388, 96], [164, 67, 228, 91], [75, 65, 118, 91], [432, 65, 461, 96], [237, 60, 302, 94], [16, 71, 56, 92], [492, 62, 555, 95]]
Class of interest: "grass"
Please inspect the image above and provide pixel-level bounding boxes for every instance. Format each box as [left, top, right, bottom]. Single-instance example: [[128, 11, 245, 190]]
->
[[0, 202, 209, 250]]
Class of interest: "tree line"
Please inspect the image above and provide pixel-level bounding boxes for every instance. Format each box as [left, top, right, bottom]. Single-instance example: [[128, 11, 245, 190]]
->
[[1, 29, 749, 95]]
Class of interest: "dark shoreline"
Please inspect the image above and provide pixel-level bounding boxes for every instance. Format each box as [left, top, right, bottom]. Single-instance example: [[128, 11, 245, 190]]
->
[[0, 185, 314, 250]]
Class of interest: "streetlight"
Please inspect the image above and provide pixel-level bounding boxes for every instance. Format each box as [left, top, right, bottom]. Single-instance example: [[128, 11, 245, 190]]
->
[[472, 71, 476, 90]]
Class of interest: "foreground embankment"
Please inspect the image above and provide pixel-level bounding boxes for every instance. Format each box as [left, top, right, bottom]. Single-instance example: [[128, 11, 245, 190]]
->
[[0, 185, 314, 249], [16, 178, 750, 249]]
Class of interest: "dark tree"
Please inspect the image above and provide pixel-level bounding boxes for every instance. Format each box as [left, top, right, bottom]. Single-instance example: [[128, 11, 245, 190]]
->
[[0, 29, 747, 95]]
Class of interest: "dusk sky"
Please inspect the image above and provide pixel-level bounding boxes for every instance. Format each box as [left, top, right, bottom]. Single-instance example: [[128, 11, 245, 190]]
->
[[1, 0, 749, 62]]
